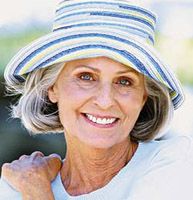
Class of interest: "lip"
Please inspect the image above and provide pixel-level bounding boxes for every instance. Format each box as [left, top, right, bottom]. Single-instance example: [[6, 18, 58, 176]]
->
[[82, 113, 119, 119], [81, 113, 119, 128]]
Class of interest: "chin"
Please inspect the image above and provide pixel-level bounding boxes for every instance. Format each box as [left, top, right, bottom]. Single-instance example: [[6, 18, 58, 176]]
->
[[81, 137, 125, 149]]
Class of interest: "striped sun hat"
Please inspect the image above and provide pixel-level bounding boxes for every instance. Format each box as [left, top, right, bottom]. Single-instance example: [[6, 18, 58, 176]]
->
[[5, 0, 184, 109]]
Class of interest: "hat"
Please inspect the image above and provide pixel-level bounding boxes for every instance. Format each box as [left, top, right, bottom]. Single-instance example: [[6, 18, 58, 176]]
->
[[5, 0, 184, 109]]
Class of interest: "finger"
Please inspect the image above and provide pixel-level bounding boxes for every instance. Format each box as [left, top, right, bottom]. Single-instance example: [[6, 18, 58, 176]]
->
[[11, 160, 20, 166], [31, 151, 44, 157], [2, 163, 10, 169], [1, 163, 20, 191], [19, 155, 28, 160], [45, 154, 62, 181], [46, 154, 62, 170], [1, 163, 10, 177], [1, 163, 15, 180], [49, 153, 62, 160]]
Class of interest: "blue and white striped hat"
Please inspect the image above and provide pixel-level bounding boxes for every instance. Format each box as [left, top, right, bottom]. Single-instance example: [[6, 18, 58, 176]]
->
[[5, 0, 184, 109]]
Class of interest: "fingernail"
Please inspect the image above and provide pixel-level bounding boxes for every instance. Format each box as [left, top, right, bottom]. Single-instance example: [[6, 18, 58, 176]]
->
[[49, 153, 62, 160]]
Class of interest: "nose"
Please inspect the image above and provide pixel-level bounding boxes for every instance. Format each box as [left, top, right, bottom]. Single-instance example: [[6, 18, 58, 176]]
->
[[93, 82, 115, 110]]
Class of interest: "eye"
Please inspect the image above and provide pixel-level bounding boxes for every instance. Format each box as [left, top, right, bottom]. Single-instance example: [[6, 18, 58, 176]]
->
[[79, 72, 94, 81], [117, 77, 132, 86]]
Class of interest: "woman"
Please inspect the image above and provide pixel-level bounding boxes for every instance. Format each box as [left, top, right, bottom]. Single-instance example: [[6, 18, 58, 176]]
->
[[1, 0, 193, 199]]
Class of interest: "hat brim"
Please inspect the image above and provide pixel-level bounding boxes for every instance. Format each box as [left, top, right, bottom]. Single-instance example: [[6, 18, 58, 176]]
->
[[5, 27, 184, 109]]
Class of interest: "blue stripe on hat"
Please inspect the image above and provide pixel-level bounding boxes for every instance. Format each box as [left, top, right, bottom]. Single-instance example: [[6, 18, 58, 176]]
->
[[32, 44, 153, 79], [90, 12, 155, 31], [14, 33, 173, 90], [53, 22, 154, 44], [55, 11, 155, 32], [56, 1, 156, 22], [119, 5, 156, 22]]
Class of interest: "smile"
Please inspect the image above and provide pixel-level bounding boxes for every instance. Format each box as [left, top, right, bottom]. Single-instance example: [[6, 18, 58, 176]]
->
[[83, 113, 119, 125]]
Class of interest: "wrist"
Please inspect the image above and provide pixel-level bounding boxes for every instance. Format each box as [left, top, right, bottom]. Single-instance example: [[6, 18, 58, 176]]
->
[[22, 192, 54, 200], [21, 183, 55, 200]]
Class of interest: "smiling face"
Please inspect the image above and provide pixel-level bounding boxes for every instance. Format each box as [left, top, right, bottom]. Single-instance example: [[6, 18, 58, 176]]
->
[[48, 57, 147, 148]]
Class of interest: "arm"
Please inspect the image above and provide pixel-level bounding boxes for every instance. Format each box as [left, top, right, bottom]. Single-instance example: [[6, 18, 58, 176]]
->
[[1, 151, 62, 200]]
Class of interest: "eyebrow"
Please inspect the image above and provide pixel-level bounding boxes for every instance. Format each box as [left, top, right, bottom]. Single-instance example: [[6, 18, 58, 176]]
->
[[116, 68, 139, 75], [74, 65, 139, 75], [75, 65, 100, 72]]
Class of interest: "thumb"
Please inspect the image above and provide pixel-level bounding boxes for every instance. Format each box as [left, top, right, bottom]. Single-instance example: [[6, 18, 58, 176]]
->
[[45, 154, 62, 181], [1, 163, 13, 182]]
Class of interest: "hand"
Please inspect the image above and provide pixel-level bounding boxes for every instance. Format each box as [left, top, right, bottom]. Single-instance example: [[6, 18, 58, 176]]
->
[[1, 151, 62, 200]]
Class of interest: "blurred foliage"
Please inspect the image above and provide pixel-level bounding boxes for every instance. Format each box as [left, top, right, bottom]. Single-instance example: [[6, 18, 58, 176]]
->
[[0, 28, 48, 74], [155, 34, 193, 86]]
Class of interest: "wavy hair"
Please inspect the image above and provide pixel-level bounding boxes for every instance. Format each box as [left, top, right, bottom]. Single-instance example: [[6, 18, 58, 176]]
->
[[4, 62, 173, 141]]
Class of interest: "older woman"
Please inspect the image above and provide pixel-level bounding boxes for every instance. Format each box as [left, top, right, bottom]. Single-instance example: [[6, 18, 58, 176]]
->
[[1, 0, 193, 200]]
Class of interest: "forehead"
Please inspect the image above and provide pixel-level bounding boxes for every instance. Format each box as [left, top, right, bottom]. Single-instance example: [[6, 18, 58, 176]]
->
[[64, 56, 140, 75]]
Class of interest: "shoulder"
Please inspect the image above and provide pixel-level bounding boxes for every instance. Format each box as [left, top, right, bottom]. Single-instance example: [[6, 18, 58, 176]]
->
[[141, 135, 193, 163], [135, 135, 193, 180], [0, 177, 21, 200], [131, 135, 193, 200]]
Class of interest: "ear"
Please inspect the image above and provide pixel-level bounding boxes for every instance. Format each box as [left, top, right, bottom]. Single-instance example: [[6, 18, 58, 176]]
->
[[48, 84, 58, 103]]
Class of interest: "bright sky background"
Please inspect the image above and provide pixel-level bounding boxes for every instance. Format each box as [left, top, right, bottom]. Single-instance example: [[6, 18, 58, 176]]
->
[[0, 0, 57, 26], [0, 0, 193, 39]]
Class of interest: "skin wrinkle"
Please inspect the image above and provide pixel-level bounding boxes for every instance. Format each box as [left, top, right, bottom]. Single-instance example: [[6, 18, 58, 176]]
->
[[61, 137, 138, 196], [48, 57, 146, 196]]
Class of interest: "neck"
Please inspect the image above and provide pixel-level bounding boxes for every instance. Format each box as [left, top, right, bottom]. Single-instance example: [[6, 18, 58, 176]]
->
[[60, 135, 138, 196]]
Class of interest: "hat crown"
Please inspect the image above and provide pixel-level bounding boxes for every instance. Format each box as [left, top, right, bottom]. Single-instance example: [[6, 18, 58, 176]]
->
[[53, 0, 157, 45], [5, 0, 184, 110]]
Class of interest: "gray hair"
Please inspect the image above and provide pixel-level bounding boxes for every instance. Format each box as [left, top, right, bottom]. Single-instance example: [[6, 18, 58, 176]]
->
[[4, 63, 173, 141], [131, 78, 173, 141]]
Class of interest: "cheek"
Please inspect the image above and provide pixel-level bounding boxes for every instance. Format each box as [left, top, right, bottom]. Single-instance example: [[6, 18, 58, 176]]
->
[[57, 83, 95, 121], [122, 91, 145, 118], [58, 79, 89, 100], [119, 94, 145, 135], [61, 83, 95, 104]]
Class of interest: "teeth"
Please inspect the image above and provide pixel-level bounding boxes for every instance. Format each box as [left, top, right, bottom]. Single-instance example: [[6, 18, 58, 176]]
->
[[85, 114, 117, 125]]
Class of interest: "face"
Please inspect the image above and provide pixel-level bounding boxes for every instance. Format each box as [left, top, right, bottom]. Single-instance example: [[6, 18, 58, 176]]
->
[[48, 57, 147, 148]]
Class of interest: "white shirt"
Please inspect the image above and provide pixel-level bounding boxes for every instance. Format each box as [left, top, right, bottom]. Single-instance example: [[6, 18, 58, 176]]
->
[[0, 135, 193, 200]]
